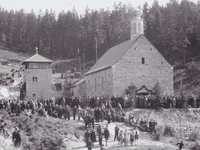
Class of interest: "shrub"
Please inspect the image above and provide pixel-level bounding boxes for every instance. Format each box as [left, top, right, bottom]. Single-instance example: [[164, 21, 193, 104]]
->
[[193, 141, 200, 150], [189, 129, 200, 142], [154, 125, 164, 141], [163, 125, 176, 137]]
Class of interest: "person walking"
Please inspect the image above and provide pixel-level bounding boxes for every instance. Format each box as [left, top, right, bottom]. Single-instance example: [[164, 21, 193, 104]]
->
[[73, 106, 76, 120], [130, 130, 135, 146], [84, 129, 91, 147], [77, 105, 81, 120], [114, 124, 119, 141], [12, 127, 21, 147], [104, 125, 110, 146], [90, 129, 96, 143], [118, 130, 124, 146], [134, 127, 139, 144], [176, 141, 184, 150], [123, 129, 129, 147], [97, 125, 103, 146], [87, 138, 94, 150]]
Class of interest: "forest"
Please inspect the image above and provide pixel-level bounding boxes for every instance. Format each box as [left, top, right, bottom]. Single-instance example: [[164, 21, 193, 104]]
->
[[0, 0, 200, 65]]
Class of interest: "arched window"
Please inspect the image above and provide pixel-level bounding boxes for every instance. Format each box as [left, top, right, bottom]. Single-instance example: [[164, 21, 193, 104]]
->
[[133, 23, 136, 34], [138, 22, 141, 33]]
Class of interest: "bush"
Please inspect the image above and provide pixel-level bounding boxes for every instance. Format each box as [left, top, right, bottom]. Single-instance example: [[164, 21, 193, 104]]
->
[[154, 125, 164, 141], [192, 141, 200, 150], [163, 125, 176, 137], [189, 130, 200, 142]]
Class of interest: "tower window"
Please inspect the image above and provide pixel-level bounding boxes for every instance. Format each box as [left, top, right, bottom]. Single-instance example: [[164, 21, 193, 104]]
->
[[32, 77, 38, 82], [138, 22, 141, 33], [133, 23, 136, 34], [142, 58, 145, 64]]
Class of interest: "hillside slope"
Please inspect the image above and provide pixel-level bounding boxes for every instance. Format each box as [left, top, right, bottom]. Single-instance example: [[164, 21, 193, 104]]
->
[[174, 61, 200, 96]]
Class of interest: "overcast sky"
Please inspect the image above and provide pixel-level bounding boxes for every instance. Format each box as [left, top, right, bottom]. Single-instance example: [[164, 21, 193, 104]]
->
[[0, 0, 198, 15]]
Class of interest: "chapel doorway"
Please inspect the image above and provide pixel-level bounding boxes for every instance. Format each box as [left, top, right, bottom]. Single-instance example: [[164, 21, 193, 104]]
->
[[136, 85, 152, 108]]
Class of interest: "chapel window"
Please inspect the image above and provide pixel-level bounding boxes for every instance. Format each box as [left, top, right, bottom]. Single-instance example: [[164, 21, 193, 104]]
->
[[142, 57, 145, 64]]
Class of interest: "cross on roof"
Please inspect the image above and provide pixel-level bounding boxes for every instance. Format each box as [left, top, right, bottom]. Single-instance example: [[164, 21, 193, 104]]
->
[[35, 47, 38, 54]]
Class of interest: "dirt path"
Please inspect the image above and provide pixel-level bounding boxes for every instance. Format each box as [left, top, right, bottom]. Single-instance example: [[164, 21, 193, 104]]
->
[[0, 135, 21, 150], [71, 121, 178, 150]]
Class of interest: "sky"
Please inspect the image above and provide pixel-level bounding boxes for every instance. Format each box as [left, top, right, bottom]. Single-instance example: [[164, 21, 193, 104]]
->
[[0, 0, 198, 15]]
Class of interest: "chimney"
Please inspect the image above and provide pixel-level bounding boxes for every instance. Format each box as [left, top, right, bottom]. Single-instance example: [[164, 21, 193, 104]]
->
[[131, 8, 144, 39]]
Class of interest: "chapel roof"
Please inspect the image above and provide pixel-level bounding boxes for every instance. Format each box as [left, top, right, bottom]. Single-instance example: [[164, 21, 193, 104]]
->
[[23, 53, 53, 63], [85, 35, 142, 75]]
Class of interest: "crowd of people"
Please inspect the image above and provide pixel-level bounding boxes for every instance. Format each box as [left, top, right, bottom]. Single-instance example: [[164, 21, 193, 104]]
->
[[84, 123, 141, 150], [0, 93, 197, 149]]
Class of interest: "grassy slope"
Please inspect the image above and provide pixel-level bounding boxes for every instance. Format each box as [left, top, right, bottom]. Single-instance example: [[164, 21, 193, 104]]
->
[[0, 49, 28, 73], [0, 110, 84, 150], [174, 61, 200, 96]]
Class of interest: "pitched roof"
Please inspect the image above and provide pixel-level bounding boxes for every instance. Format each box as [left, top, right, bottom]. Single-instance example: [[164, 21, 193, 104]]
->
[[85, 35, 142, 76], [23, 53, 53, 63]]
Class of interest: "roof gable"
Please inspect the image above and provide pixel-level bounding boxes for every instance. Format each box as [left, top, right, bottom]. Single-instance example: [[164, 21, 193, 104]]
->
[[24, 53, 53, 63], [85, 35, 142, 75], [142, 36, 172, 68]]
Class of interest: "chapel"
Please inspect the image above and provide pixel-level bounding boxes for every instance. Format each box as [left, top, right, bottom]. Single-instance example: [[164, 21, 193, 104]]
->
[[83, 8, 174, 98]]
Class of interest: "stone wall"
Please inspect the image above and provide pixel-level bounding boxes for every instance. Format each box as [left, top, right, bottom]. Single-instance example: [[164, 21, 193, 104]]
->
[[85, 68, 113, 97], [73, 80, 87, 97], [25, 69, 53, 99], [112, 35, 174, 96]]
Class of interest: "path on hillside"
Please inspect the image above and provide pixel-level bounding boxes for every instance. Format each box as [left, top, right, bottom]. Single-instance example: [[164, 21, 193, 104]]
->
[[71, 121, 178, 150], [0, 135, 21, 150]]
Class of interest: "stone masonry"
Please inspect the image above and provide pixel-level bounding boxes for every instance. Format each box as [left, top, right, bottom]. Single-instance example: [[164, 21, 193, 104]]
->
[[112, 35, 174, 96], [85, 35, 174, 97], [85, 68, 113, 97], [25, 69, 52, 99]]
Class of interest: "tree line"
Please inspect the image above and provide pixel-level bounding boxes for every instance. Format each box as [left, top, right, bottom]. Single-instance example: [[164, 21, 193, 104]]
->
[[0, 0, 200, 65]]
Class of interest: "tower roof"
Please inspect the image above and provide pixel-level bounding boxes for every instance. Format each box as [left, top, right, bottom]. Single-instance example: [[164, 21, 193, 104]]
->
[[23, 53, 53, 63], [133, 8, 143, 19]]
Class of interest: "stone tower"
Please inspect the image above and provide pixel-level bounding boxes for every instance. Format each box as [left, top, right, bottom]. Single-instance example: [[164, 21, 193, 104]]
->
[[131, 8, 144, 39], [23, 48, 53, 99]]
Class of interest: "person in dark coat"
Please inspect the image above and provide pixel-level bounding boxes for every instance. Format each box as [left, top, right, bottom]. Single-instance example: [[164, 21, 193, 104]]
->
[[104, 125, 110, 146], [73, 107, 76, 120], [114, 124, 119, 141], [87, 138, 94, 150], [66, 104, 71, 120], [94, 107, 100, 122], [57, 106, 63, 119], [12, 127, 21, 147], [84, 129, 91, 146], [15, 102, 21, 116], [12, 127, 18, 142], [90, 129, 96, 143], [98, 129, 104, 146], [176, 141, 184, 150]]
